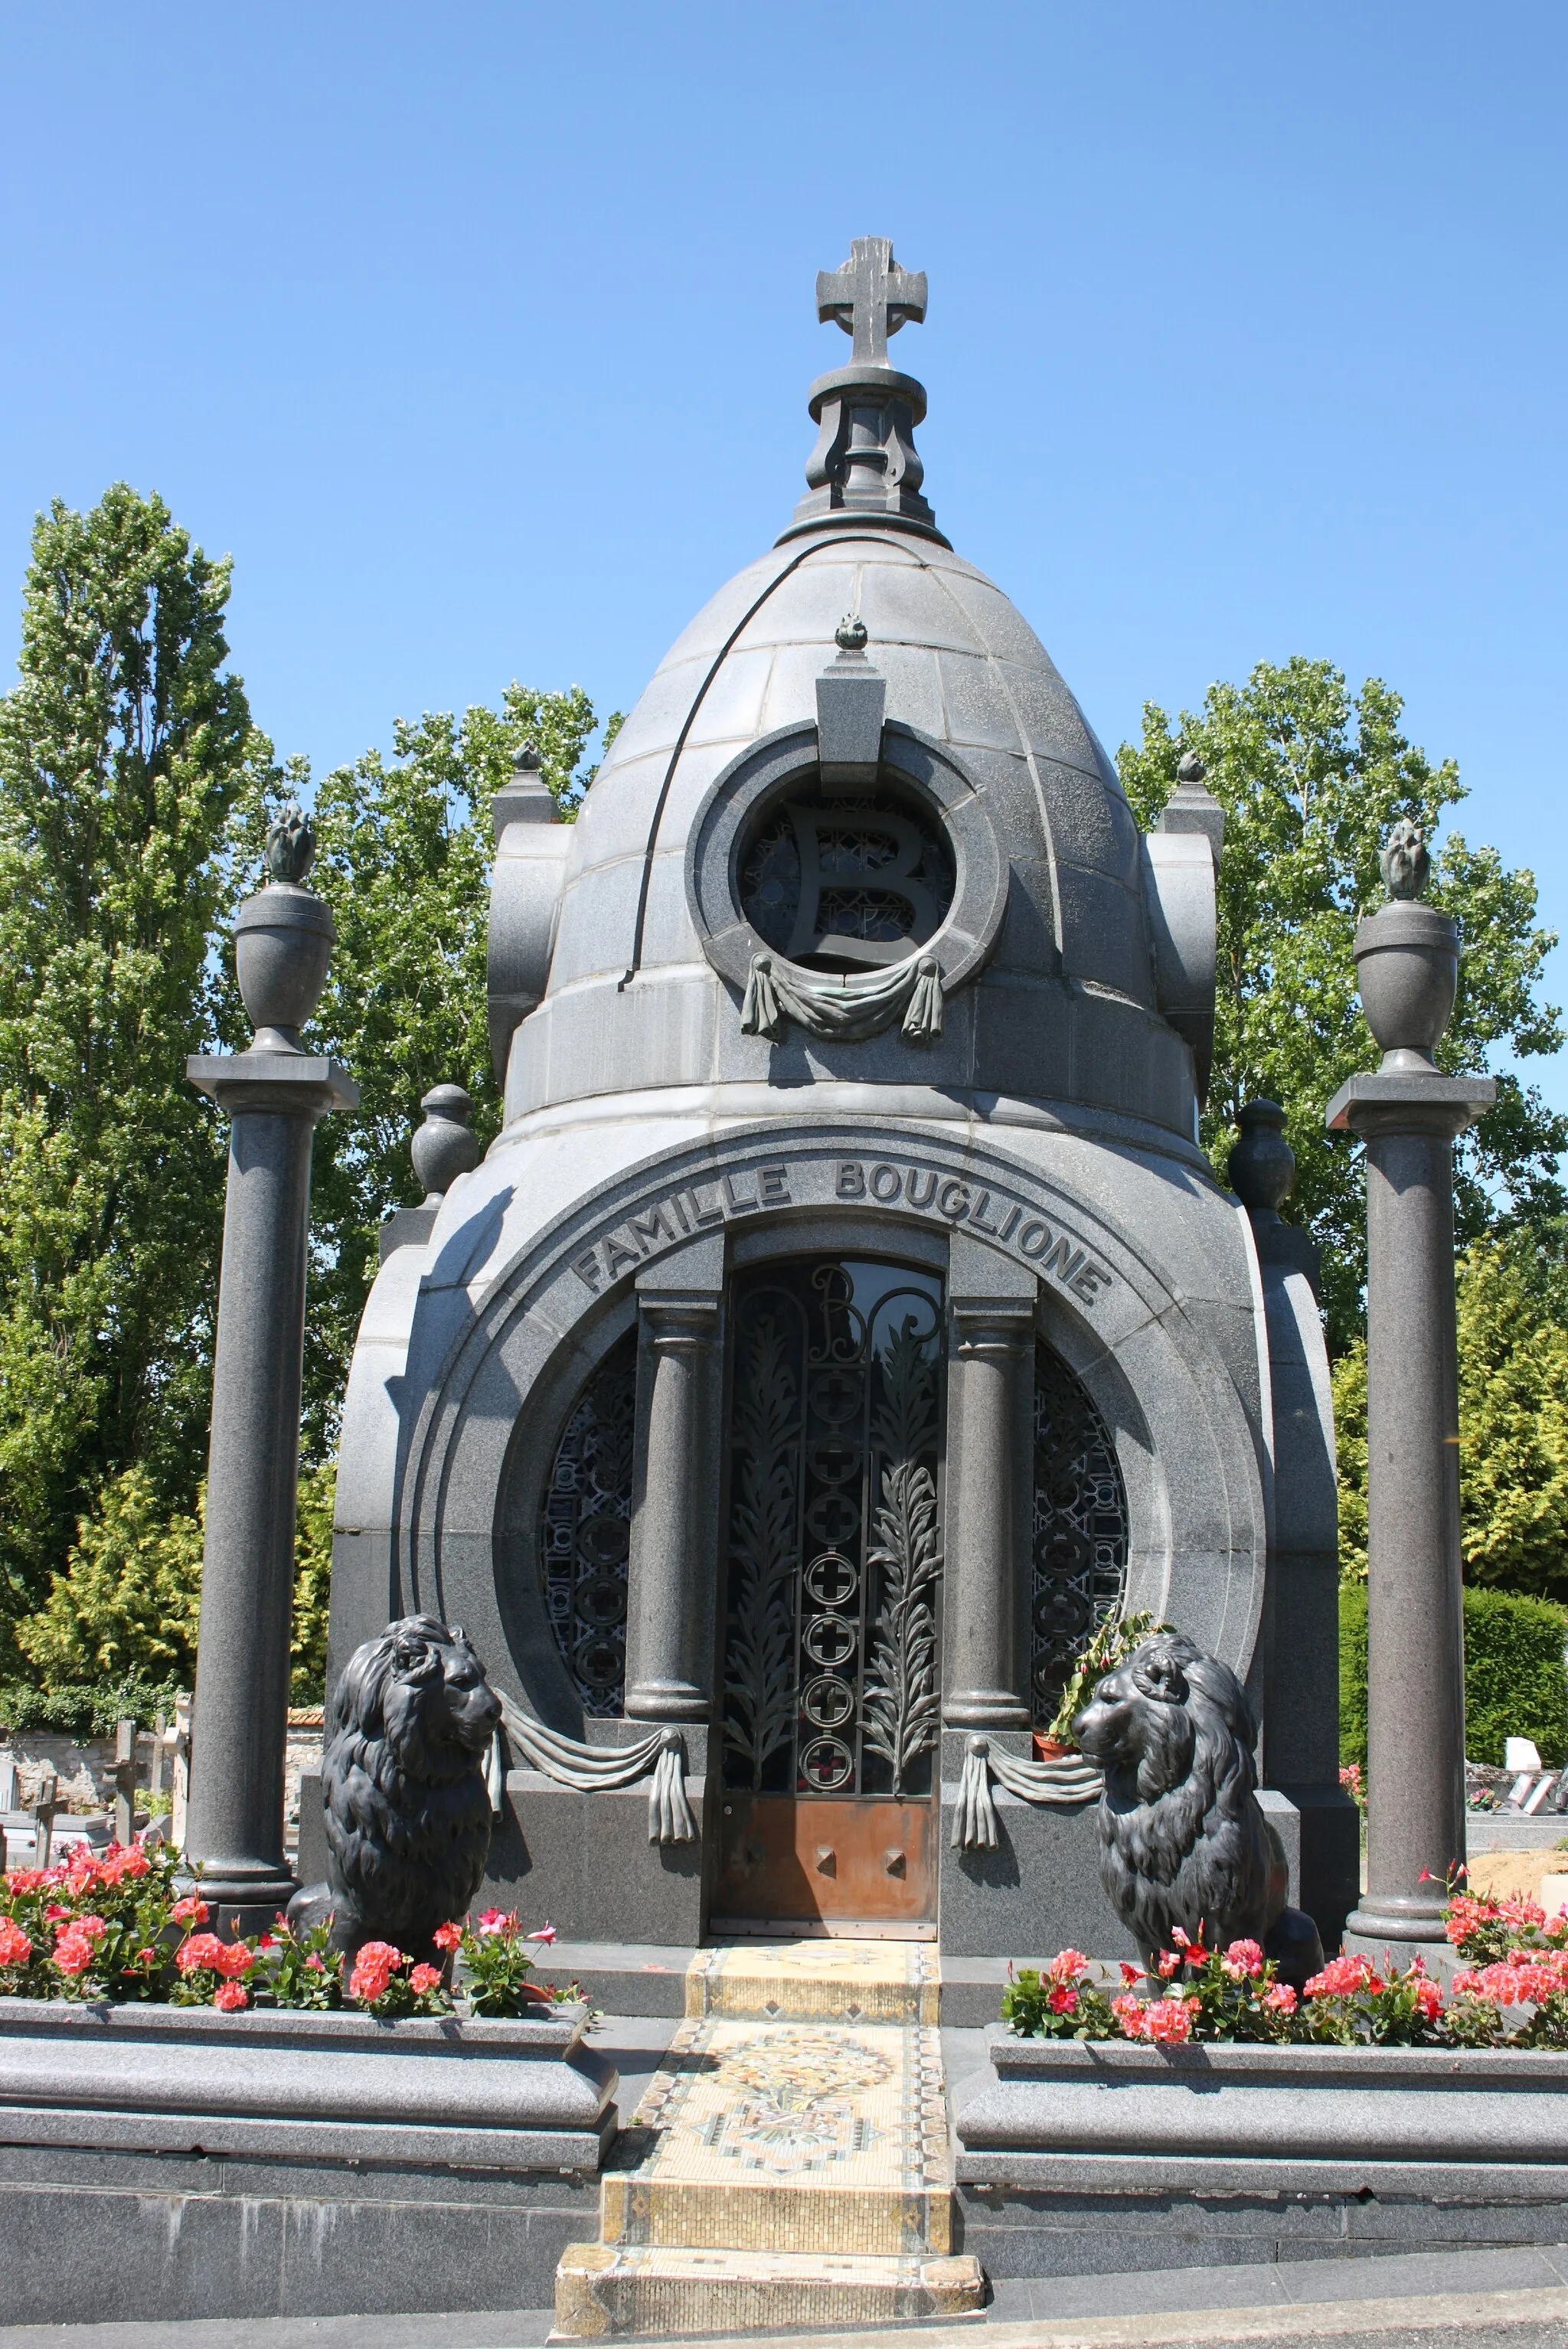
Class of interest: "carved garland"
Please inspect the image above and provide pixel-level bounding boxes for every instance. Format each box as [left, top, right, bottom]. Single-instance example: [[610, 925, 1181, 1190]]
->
[[740, 950, 943, 1046]]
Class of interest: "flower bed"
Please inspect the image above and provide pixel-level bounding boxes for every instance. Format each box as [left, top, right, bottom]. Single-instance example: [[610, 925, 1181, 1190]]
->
[[998, 1889, 1568, 2050], [0, 1835, 573, 2017]]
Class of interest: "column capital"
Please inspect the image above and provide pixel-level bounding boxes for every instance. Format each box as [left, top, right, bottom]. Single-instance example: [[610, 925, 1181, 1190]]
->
[[639, 1290, 722, 1344], [949, 1298, 1034, 1355], [1325, 1069, 1494, 1142], [188, 1050, 359, 1122]]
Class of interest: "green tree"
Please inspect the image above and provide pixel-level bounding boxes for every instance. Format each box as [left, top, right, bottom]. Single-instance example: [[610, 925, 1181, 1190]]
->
[[1119, 659, 1566, 1348], [1334, 1237, 1568, 1600], [240, 687, 619, 1451], [0, 485, 270, 1642], [13, 1465, 204, 1691]]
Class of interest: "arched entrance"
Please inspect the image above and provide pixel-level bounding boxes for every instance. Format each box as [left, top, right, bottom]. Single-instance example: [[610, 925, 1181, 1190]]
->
[[714, 1255, 945, 1932]]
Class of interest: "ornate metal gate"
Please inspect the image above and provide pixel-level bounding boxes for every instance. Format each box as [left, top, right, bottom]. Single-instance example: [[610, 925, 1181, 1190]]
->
[[715, 1257, 944, 1929]]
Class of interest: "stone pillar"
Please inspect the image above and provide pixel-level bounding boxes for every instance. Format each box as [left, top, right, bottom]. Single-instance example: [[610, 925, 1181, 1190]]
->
[[184, 805, 356, 1932], [1327, 824, 1492, 1958], [944, 1234, 1034, 1729], [1231, 1099, 1361, 1949], [625, 1233, 725, 1723]]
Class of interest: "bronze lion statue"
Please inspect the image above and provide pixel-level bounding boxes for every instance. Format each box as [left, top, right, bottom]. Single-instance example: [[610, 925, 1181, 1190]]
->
[[289, 1614, 501, 1968], [1073, 1630, 1324, 1988]]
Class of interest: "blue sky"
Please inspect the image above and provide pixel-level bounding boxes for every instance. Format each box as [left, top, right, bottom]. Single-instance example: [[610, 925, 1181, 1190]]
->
[[2, 4, 1565, 1103]]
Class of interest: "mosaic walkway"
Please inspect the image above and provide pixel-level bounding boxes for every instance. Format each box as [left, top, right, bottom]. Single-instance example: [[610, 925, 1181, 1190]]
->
[[554, 1942, 983, 2338]]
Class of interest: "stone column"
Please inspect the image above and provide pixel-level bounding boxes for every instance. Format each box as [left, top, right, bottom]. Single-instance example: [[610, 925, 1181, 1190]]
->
[[1327, 825, 1492, 1958], [184, 806, 356, 1932], [625, 1234, 725, 1723], [944, 1234, 1034, 1729]]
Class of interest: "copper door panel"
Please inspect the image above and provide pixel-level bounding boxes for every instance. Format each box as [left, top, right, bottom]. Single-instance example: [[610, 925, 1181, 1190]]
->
[[714, 1795, 934, 1926]]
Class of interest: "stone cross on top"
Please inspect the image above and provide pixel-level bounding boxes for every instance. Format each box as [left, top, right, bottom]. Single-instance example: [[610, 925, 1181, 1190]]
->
[[816, 237, 927, 369]]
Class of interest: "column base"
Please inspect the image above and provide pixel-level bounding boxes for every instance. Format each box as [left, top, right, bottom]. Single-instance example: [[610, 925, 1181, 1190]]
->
[[183, 1861, 300, 1941], [943, 1693, 1031, 1730], [1342, 1893, 1452, 1975], [624, 1684, 709, 1723]]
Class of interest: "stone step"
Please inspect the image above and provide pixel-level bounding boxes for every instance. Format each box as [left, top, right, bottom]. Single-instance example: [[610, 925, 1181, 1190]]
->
[[544, 1939, 1050, 2025], [684, 1938, 940, 2024], [612, 2016, 952, 2252], [601, 2168, 952, 2259], [553, 2241, 985, 2338]]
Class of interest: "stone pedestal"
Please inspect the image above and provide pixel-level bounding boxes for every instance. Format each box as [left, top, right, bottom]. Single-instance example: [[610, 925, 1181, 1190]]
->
[[184, 1051, 355, 1929], [1328, 1070, 1492, 1957]]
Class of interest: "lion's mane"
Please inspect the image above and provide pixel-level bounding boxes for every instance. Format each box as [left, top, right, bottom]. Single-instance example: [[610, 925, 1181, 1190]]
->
[[289, 1614, 501, 1966], [1073, 1631, 1320, 1977]]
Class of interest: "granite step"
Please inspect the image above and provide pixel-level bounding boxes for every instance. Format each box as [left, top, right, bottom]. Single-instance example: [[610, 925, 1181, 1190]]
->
[[552, 2243, 984, 2338]]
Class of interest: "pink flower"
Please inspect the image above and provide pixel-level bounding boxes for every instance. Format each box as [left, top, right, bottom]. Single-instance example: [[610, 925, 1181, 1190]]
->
[[212, 1982, 249, 2012], [305, 1954, 326, 1973], [44, 1904, 71, 1923], [349, 1941, 405, 2003], [1222, 1939, 1266, 1980], [1047, 1985, 1078, 2015], [5, 1869, 47, 1894], [136, 1948, 157, 1965], [433, 1922, 463, 1952], [100, 1844, 149, 1884], [1119, 1962, 1143, 1985], [527, 1924, 558, 1946], [410, 1963, 443, 1995], [1413, 1978, 1444, 2020], [1144, 1997, 1195, 2044], [1305, 1953, 1378, 1998], [477, 1909, 517, 1939], [51, 1932, 97, 1978], [172, 1896, 209, 1926], [176, 1932, 230, 1975], [1111, 1993, 1146, 2037], [212, 1941, 252, 1981], [1263, 1981, 1298, 2014], [1157, 1950, 1182, 1978], [1047, 1948, 1089, 1984], [0, 1919, 32, 1966]]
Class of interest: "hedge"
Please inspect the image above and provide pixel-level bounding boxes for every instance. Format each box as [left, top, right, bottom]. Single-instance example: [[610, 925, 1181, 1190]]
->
[[1340, 1584, 1568, 1771]]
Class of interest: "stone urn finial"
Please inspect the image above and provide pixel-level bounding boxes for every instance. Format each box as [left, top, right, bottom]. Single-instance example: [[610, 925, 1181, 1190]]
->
[[235, 805, 335, 1053], [1354, 825, 1458, 1072], [1229, 1099, 1295, 1219], [410, 1085, 482, 1205]]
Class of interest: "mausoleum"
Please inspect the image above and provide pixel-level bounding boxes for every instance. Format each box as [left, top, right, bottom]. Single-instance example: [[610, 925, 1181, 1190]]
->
[[321, 239, 1357, 1965]]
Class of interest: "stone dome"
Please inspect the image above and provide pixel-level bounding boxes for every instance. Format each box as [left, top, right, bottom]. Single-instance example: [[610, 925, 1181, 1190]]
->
[[493, 258, 1210, 1147]]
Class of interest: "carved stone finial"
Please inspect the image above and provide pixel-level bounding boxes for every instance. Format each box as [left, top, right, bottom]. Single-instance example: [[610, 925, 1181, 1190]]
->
[[1380, 818, 1431, 900], [782, 237, 946, 546], [410, 1084, 482, 1204], [1229, 1099, 1295, 1218], [815, 237, 927, 368], [514, 740, 543, 775], [265, 802, 315, 885], [835, 614, 868, 654]]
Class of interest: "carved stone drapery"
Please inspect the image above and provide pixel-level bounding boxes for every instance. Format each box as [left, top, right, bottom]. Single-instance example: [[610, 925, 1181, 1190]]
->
[[740, 949, 942, 1047]]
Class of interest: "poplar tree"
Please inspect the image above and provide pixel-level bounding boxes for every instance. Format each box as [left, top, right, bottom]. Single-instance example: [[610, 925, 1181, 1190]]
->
[[0, 485, 267, 1646]]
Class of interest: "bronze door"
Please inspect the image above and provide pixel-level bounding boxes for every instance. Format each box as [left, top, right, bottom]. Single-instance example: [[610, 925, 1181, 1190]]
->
[[714, 1258, 944, 1932]]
